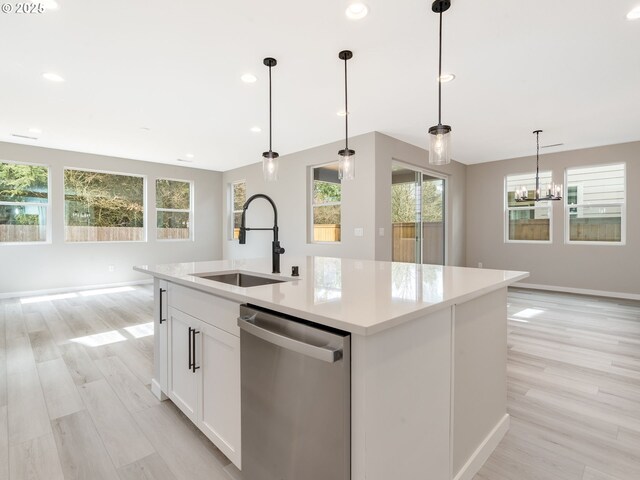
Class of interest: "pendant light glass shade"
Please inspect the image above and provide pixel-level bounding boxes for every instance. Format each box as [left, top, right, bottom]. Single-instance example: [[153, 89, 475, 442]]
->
[[429, 0, 452, 165], [262, 57, 279, 182], [338, 50, 355, 180], [338, 149, 355, 180], [262, 152, 279, 182], [428, 124, 452, 166]]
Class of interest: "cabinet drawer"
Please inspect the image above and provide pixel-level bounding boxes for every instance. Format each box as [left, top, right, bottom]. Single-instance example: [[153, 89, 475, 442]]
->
[[168, 283, 240, 337]]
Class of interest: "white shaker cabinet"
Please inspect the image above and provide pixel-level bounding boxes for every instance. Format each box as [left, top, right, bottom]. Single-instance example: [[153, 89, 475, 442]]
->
[[167, 307, 200, 423], [198, 321, 241, 467], [159, 283, 242, 469]]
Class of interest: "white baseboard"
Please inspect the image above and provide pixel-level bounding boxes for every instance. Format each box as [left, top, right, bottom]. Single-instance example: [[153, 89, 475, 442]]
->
[[0, 278, 153, 300], [151, 378, 168, 401], [512, 282, 640, 301], [453, 414, 510, 480]]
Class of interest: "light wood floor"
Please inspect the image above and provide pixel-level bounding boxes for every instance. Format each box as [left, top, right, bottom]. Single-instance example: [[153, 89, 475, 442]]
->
[[473, 288, 640, 480], [0, 284, 241, 480], [1, 285, 639, 480]]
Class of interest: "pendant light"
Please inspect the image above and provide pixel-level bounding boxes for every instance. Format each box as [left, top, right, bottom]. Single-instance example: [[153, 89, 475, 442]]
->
[[428, 0, 452, 165], [338, 50, 355, 180], [514, 130, 563, 202], [262, 57, 279, 182]]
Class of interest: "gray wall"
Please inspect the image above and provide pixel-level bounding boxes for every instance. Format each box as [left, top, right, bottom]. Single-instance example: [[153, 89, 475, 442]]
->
[[466, 141, 640, 296], [222, 133, 378, 262], [374, 132, 467, 266], [0, 142, 222, 295], [222, 131, 467, 267]]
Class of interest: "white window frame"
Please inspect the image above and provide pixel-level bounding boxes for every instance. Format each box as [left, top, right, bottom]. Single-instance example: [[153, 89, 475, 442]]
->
[[156, 177, 193, 242], [63, 166, 147, 244], [309, 162, 342, 245], [229, 180, 246, 241], [504, 172, 553, 244], [0, 159, 51, 246], [564, 162, 626, 246]]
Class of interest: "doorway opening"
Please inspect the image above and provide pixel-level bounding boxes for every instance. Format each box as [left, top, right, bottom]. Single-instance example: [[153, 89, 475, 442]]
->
[[391, 163, 446, 265]]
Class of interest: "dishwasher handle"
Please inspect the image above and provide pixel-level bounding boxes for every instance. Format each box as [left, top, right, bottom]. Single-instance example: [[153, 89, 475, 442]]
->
[[238, 315, 343, 363]]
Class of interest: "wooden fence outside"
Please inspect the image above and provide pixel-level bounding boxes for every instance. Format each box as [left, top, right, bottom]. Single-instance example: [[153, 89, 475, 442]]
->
[[509, 218, 621, 242], [508, 219, 550, 241], [1, 225, 190, 242], [570, 218, 621, 242], [0, 225, 45, 242], [392, 222, 444, 264], [313, 224, 341, 242]]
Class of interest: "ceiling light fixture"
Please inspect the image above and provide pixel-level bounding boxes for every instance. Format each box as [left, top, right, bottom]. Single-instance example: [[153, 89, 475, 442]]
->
[[250, 126, 262, 133], [185, 153, 194, 159], [28, 127, 42, 134], [428, 0, 452, 165], [346, 2, 369, 20], [336, 110, 348, 116], [627, 6, 640, 19], [241, 73, 257, 83], [514, 130, 563, 202], [262, 58, 279, 182], [338, 50, 355, 180], [43, 72, 64, 82], [439, 73, 455, 83]]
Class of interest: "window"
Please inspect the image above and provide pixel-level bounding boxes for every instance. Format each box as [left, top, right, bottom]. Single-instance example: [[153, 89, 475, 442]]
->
[[156, 179, 192, 240], [230, 180, 246, 240], [565, 163, 625, 244], [505, 172, 552, 242], [0, 161, 49, 244], [311, 163, 341, 243], [64, 168, 145, 242]]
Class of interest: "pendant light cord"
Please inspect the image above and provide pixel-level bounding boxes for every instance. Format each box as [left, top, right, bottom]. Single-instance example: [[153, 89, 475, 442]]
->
[[344, 56, 349, 150], [438, 11, 443, 126], [268, 64, 273, 153], [535, 131, 540, 199]]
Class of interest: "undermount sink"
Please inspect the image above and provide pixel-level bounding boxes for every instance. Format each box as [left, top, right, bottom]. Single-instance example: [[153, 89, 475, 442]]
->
[[194, 272, 286, 287]]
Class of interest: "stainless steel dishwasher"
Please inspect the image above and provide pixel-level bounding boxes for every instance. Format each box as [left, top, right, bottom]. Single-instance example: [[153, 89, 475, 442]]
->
[[238, 304, 350, 480]]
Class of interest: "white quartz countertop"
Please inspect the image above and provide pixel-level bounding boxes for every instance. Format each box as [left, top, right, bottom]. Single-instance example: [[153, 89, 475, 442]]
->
[[134, 256, 528, 336]]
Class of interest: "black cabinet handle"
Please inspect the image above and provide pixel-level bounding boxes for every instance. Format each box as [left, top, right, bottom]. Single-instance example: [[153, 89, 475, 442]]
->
[[192, 329, 201, 373], [159, 288, 166, 324], [188, 326, 193, 370]]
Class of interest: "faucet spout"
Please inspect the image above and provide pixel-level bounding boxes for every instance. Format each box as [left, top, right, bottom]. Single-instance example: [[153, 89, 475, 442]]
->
[[238, 194, 285, 274]]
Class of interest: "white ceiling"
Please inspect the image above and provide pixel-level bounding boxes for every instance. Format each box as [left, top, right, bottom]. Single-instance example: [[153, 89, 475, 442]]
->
[[1, 0, 639, 171]]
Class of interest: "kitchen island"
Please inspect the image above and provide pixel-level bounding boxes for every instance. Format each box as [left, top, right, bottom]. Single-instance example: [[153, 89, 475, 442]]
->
[[134, 256, 528, 480]]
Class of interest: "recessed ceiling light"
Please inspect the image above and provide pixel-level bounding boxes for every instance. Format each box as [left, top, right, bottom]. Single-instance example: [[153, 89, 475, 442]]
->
[[185, 153, 194, 159], [241, 73, 257, 83], [250, 126, 262, 133], [42, 72, 64, 82], [439, 73, 456, 83], [337, 110, 349, 116], [346, 2, 369, 20], [28, 127, 42, 134], [627, 6, 640, 19]]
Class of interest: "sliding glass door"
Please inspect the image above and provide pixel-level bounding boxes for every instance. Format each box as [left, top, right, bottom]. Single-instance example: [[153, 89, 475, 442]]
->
[[391, 163, 446, 265]]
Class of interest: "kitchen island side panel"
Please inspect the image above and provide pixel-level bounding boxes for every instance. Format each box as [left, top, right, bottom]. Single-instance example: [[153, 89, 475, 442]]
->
[[453, 287, 508, 477], [351, 307, 452, 480]]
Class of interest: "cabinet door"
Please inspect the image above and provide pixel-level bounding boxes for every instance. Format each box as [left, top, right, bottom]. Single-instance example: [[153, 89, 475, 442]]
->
[[197, 321, 241, 468], [168, 307, 199, 422], [153, 279, 169, 399]]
